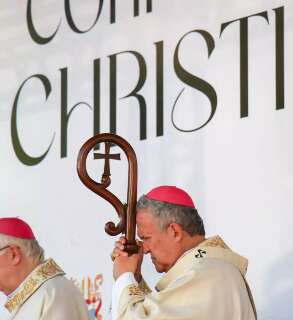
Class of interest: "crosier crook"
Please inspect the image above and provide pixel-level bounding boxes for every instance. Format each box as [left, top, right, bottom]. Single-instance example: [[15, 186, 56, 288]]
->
[[77, 133, 138, 254]]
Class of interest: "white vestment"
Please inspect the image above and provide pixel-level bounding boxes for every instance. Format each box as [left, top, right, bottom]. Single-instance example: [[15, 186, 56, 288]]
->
[[112, 235, 257, 320], [5, 258, 89, 320]]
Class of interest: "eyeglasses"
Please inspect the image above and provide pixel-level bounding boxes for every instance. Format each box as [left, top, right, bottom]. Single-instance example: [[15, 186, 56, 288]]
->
[[0, 245, 10, 252]]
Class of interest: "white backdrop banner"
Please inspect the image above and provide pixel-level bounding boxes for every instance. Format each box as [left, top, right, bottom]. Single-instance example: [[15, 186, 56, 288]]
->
[[0, 1, 292, 319]]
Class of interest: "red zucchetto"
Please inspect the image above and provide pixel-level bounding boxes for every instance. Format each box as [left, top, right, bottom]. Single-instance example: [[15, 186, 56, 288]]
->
[[145, 186, 195, 208], [0, 217, 36, 239]]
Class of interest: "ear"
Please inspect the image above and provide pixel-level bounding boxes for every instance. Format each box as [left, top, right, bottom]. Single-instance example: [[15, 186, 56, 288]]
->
[[167, 223, 184, 242], [8, 246, 22, 266]]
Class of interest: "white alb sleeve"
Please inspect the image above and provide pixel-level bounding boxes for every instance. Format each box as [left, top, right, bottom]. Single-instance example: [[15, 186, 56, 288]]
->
[[111, 272, 137, 320]]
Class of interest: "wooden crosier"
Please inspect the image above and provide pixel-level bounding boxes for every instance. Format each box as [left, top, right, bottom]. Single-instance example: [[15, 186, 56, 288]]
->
[[77, 133, 138, 254]]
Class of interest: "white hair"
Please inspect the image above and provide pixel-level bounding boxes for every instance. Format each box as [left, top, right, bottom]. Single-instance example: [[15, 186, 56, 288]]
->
[[0, 234, 44, 262]]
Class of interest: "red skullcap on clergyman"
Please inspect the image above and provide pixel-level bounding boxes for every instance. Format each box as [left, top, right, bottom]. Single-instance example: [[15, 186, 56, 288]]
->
[[145, 186, 195, 208], [0, 217, 36, 239]]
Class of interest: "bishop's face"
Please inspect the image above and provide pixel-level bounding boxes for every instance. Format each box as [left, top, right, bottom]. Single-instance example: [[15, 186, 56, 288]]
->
[[136, 208, 179, 273]]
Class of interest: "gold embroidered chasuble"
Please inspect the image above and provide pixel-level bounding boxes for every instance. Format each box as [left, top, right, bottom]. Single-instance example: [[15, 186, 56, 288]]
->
[[5, 258, 89, 320], [117, 236, 257, 320]]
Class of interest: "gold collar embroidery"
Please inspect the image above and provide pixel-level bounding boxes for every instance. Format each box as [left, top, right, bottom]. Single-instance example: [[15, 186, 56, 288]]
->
[[199, 235, 230, 249], [5, 258, 64, 313]]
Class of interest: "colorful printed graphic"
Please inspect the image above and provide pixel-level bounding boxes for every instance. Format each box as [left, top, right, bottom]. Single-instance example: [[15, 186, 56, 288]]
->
[[72, 274, 103, 320]]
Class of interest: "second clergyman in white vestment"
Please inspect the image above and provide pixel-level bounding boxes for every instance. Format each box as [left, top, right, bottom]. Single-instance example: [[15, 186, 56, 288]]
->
[[5, 258, 89, 320], [0, 217, 90, 320]]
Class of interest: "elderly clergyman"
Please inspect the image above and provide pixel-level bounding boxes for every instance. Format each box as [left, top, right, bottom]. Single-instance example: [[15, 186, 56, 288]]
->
[[0, 217, 89, 320], [111, 185, 257, 320]]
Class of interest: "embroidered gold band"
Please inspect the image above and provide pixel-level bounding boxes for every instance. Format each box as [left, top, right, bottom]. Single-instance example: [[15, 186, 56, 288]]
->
[[5, 258, 64, 313]]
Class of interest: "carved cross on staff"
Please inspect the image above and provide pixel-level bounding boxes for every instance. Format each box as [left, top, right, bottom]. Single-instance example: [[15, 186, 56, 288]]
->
[[77, 133, 138, 254], [94, 143, 120, 187]]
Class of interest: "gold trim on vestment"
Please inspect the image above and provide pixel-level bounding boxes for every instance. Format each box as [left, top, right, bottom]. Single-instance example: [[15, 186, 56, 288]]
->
[[201, 235, 230, 249], [138, 277, 152, 295], [128, 285, 145, 296], [127, 277, 152, 297], [5, 258, 65, 313]]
